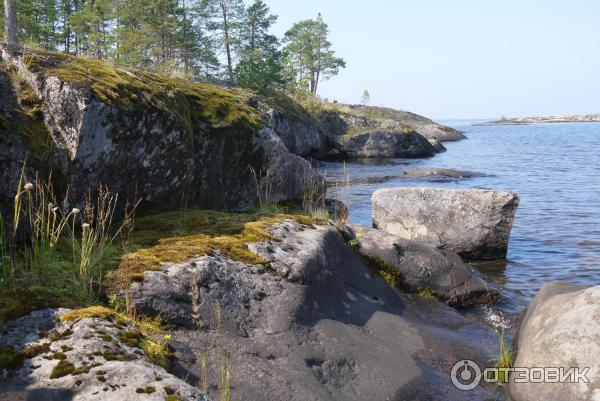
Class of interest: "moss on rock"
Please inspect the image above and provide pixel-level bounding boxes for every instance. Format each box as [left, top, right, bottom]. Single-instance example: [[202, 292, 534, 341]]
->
[[0, 345, 25, 370], [109, 209, 314, 293], [360, 255, 405, 288], [23, 50, 262, 143]]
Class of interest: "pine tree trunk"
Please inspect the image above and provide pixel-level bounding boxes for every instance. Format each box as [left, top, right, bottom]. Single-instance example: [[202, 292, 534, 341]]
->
[[220, 0, 234, 82], [4, 0, 18, 47]]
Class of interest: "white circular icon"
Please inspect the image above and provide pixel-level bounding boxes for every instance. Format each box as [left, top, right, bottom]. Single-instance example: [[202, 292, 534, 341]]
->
[[450, 360, 482, 391]]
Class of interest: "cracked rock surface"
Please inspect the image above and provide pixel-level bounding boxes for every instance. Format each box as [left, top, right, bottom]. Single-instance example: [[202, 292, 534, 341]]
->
[[128, 221, 499, 401]]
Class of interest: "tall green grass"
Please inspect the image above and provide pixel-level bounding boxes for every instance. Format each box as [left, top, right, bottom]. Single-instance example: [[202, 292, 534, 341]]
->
[[2, 165, 138, 301]]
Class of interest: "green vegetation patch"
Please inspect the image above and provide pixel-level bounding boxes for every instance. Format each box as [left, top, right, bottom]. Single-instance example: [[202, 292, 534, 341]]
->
[[0, 64, 57, 170], [23, 50, 262, 141], [360, 255, 405, 288], [109, 210, 314, 293], [0, 345, 25, 370], [0, 283, 84, 326]]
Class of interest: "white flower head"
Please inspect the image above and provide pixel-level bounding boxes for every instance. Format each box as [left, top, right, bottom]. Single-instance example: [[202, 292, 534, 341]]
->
[[51, 207, 58, 213], [48, 202, 54, 210], [81, 223, 90, 230], [24, 183, 33, 191], [72, 208, 80, 215]]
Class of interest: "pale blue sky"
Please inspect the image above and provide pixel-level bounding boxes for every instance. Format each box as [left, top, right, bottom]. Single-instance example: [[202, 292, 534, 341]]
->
[[267, 0, 600, 120]]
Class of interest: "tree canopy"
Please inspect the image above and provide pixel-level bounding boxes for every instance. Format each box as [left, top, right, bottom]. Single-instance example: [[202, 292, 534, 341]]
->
[[1, 1, 345, 95]]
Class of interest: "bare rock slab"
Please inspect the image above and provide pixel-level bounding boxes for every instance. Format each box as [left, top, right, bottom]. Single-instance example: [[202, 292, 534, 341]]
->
[[508, 281, 600, 401], [348, 225, 499, 307], [372, 187, 519, 260]]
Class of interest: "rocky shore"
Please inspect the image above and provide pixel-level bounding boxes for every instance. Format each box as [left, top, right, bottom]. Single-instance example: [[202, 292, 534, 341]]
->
[[0, 46, 596, 401]]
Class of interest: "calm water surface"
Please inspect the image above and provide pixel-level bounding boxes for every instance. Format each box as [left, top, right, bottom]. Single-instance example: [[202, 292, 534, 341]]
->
[[315, 121, 600, 318]]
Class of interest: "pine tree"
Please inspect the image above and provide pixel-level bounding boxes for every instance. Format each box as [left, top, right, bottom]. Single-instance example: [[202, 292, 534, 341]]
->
[[283, 13, 345, 95], [204, 0, 244, 82], [234, 0, 284, 90], [3, 0, 18, 46]]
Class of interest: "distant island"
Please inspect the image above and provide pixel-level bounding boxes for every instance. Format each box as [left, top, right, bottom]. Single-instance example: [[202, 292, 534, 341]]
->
[[478, 113, 600, 126]]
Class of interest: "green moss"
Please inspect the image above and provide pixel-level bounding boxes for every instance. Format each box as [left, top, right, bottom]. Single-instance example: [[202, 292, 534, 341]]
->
[[21, 343, 51, 358], [49, 360, 75, 378], [417, 288, 438, 299], [24, 51, 262, 143], [0, 284, 83, 326], [102, 350, 135, 361], [118, 329, 142, 347], [0, 345, 25, 370], [49, 360, 100, 379], [360, 255, 405, 288], [164, 387, 175, 395], [49, 352, 67, 360], [60, 306, 117, 323], [3, 66, 59, 173], [136, 386, 156, 394], [139, 337, 171, 370], [166, 396, 182, 401], [109, 210, 314, 293]]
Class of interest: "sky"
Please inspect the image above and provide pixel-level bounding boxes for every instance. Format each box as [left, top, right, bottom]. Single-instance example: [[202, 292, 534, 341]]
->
[[267, 0, 600, 120]]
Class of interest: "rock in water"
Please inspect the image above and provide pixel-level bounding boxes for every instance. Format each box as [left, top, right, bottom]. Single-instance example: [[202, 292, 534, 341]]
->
[[334, 130, 437, 159], [348, 225, 499, 307], [372, 187, 519, 260], [508, 281, 600, 401]]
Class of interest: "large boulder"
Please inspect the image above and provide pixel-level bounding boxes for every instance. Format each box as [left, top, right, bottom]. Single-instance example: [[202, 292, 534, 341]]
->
[[0, 46, 323, 216], [127, 220, 499, 401], [508, 281, 600, 401], [347, 225, 499, 307], [0, 309, 208, 401], [333, 130, 437, 159], [372, 187, 519, 260]]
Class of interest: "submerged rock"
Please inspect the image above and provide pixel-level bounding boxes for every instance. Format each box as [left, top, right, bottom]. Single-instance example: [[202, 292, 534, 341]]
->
[[402, 167, 480, 179], [509, 281, 600, 401], [127, 220, 498, 401], [347, 225, 499, 307], [372, 187, 519, 260], [0, 309, 207, 401]]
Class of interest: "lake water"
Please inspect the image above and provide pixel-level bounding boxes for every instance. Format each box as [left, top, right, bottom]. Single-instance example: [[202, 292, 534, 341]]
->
[[315, 121, 600, 320]]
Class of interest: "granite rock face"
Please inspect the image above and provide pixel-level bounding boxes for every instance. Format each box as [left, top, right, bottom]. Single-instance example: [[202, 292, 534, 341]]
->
[[347, 225, 499, 307], [127, 221, 499, 401], [509, 281, 600, 401], [0, 309, 208, 401], [372, 187, 519, 260], [0, 46, 322, 217]]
